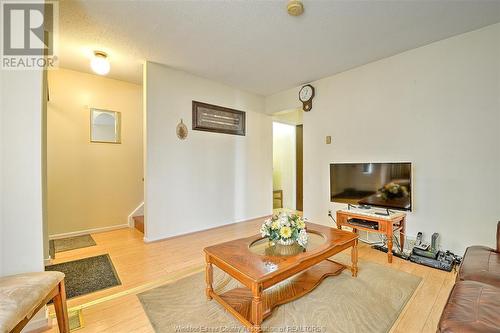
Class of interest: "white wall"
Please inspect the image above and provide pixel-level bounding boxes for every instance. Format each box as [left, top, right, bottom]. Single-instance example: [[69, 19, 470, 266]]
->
[[1, 67, 44, 275], [265, 23, 500, 254], [273, 122, 296, 209], [0, 68, 3, 275], [144, 62, 272, 241]]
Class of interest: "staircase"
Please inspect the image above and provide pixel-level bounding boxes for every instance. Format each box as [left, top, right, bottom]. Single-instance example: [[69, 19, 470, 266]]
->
[[133, 215, 144, 233], [128, 202, 144, 233]]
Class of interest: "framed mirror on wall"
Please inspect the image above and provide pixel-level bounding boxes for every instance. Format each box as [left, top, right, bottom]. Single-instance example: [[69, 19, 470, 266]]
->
[[90, 108, 121, 143]]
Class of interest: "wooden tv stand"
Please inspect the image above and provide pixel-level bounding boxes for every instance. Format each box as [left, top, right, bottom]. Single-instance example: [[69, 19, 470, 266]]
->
[[336, 209, 406, 263]]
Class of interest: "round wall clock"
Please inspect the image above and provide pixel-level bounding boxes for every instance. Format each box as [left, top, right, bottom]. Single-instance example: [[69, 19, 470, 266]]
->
[[299, 84, 315, 112]]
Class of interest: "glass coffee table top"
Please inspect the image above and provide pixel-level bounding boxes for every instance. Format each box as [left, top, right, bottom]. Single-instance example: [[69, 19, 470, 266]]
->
[[249, 231, 327, 257]]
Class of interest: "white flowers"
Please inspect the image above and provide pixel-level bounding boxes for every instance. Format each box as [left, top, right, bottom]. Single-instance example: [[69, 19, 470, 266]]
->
[[279, 213, 289, 227], [260, 224, 269, 237], [260, 212, 308, 248], [297, 229, 308, 247]]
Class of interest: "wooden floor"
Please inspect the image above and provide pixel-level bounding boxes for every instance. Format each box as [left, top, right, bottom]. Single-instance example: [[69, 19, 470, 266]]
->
[[44, 217, 455, 333]]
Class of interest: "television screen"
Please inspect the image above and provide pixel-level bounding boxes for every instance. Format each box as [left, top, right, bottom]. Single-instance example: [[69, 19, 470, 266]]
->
[[330, 162, 412, 211]]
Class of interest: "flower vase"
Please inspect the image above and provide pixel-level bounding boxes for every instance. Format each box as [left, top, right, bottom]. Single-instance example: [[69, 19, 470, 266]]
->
[[277, 238, 295, 246], [272, 242, 301, 256]]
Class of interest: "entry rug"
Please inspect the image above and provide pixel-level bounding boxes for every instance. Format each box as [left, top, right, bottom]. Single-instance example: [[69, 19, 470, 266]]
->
[[46, 254, 121, 299], [49, 234, 96, 258], [138, 255, 422, 333]]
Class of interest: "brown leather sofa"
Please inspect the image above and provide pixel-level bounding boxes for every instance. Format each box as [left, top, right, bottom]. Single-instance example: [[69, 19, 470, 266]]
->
[[437, 222, 500, 332]]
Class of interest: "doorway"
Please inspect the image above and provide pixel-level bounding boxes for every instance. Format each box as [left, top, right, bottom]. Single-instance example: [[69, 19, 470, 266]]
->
[[272, 109, 303, 213], [42, 67, 144, 309]]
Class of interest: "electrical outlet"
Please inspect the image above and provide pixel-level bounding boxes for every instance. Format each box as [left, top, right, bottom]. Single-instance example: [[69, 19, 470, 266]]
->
[[328, 210, 332, 217]]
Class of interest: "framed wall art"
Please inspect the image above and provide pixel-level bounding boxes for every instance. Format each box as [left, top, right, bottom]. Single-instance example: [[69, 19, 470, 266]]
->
[[90, 108, 121, 144], [192, 101, 246, 136]]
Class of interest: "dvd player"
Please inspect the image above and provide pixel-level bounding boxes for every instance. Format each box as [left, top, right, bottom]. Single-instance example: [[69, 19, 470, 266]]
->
[[409, 251, 455, 272], [347, 218, 379, 230]]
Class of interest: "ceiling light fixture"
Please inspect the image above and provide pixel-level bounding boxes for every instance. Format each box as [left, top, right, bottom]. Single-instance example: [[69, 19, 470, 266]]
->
[[90, 51, 110, 75], [287, 0, 304, 16]]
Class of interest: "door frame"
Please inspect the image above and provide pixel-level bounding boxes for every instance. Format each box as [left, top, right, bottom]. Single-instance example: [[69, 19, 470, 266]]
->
[[296, 124, 303, 211]]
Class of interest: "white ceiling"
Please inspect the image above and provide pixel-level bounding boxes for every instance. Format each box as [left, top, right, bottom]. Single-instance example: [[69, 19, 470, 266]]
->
[[58, 0, 500, 96]]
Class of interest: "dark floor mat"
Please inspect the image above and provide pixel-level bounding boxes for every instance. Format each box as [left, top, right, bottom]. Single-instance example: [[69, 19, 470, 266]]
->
[[45, 254, 121, 299]]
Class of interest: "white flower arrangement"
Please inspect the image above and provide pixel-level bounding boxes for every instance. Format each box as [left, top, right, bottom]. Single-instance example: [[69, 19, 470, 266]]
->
[[260, 212, 308, 247]]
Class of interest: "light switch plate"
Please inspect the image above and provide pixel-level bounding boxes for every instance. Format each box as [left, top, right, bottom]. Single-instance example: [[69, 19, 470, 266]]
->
[[326, 136, 332, 144]]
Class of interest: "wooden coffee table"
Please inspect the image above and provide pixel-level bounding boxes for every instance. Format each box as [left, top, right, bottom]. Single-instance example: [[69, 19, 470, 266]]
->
[[204, 222, 358, 333]]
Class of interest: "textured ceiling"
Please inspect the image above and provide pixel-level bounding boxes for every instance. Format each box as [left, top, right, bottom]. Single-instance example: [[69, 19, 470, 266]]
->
[[58, 0, 500, 95]]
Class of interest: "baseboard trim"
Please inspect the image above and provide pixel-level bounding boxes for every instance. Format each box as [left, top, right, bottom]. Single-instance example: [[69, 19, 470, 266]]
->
[[143, 214, 271, 243], [49, 224, 130, 240]]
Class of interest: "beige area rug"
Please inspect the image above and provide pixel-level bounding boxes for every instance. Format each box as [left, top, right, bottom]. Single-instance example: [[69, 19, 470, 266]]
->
[[138, 255, 422, 333], [49, 234, 96, 258]]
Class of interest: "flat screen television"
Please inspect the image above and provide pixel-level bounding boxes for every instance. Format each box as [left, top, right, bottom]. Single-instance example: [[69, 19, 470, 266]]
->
[[330, 162, 412, 211]]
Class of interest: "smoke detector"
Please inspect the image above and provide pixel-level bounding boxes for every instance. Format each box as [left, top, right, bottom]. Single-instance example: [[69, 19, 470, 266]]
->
[[287, 0, 304, 16]]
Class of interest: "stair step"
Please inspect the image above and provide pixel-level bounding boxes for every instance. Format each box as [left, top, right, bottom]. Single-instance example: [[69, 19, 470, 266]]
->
[[133, 215, 144, 233]]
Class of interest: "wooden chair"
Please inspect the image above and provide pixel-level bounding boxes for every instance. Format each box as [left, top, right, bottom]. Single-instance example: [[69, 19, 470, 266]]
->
[[273, 190, 283, 209], [0, 271, 69, 333]]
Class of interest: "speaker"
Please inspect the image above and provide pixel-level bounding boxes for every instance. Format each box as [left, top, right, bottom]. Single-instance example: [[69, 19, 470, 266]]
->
[[431, 233, 439, 252]]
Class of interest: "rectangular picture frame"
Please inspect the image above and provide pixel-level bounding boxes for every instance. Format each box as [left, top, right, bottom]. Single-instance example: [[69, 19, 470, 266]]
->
[[192, 101, 246, 136]]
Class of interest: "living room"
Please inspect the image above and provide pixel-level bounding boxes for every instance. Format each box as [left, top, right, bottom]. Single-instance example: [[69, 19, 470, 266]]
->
[[0, 1, 499, 333]]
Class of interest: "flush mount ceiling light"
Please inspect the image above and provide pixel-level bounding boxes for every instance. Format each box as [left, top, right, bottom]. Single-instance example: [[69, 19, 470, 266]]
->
[[90, 51, 110, 75], [287, 0, 304, 16]]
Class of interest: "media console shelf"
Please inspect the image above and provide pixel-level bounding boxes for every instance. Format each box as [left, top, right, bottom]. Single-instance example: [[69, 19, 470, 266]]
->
[[336, 209, 406, 263]]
